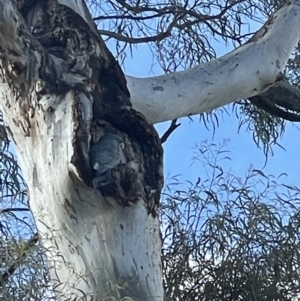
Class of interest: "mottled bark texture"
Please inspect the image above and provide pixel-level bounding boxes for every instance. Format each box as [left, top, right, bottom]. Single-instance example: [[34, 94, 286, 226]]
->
[[0, 0, 163, 300], [126, 0, 300, 124], [2, 0, 300, 299]]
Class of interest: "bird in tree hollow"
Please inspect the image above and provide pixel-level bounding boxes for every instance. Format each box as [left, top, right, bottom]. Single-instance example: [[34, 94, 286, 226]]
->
[[89, 132, 125, 188]]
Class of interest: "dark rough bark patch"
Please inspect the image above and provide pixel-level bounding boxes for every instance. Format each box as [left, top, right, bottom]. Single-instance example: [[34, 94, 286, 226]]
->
[[71, 92, 93, 185], [92, 73, 163, 212], [88, 117, 163, 212], [18, 0, 163, 214], [0, 2, 164, 299], [17, 0, 39, 13], [249, 80, 300, 122]]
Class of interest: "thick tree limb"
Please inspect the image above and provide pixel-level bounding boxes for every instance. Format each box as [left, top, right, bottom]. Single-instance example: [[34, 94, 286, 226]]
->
[[127, 0, 300, 124], [249, 81, 300, 122], [1, 0, 300, 300]]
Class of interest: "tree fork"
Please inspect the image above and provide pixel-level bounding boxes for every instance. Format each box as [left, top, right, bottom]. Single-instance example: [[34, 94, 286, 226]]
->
[[0, 0, 163, 300], [1, 0, 300, 300]]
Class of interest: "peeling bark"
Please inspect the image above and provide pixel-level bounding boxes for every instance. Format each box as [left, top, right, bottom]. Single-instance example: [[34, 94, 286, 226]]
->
[[0, 0, 163, 300], [1, 0, 300, 300]]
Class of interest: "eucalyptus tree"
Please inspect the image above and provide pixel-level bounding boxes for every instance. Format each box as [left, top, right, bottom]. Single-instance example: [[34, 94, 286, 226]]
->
[[0, 0, 300, 300]]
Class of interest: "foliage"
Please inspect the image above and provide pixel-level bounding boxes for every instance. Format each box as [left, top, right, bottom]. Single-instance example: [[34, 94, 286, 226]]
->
[[88, 0, 298, 156], [0, 137, 300, 301], [0, 114, 52, 300], [88, 0, 266, 71], [161, 141, 300, 301], [234, 100, 286, 158], [1, 0, 300, 300], [2, 134, 300, 300]]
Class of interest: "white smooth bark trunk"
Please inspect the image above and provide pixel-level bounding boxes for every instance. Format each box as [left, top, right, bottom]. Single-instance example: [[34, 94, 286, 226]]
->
[[0, 0, 300, 300], [0, 89, 164, 300], [127, 0, 300, 124], [0, 1, 163, 300]]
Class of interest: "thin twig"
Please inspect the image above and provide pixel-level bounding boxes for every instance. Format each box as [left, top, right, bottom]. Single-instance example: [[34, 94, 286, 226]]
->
[[0, 208, 30, 214], [0, 232, 39, 287], [160, 119, 181, 144]]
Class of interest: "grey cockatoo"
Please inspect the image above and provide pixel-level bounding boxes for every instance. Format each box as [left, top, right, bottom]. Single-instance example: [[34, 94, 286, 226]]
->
[[89, 133, 125, 188]]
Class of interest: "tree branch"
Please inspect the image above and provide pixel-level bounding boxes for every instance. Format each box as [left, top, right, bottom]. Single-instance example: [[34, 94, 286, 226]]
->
[[0, 208, 30, 214], [0, 124, 7, 147], [94, 12, 167, 22], [160, 119, 181, 144], [0, 233, 39, 287], [99, 30, 170, 43], [96, 0, 248, 45], [248, 81, 300, 122], [126, 0, 300, 124]]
